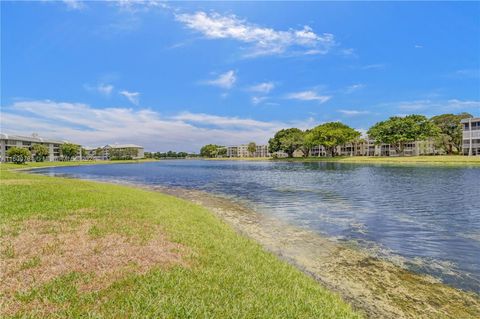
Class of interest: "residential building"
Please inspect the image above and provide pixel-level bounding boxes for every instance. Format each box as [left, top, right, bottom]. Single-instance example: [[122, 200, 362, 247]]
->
[[461, 117, 480, 156], [102, 144, 145, 160], [0, 133, 76, 162], [226, 144, 271, 158], [310, 138, 438, 157]]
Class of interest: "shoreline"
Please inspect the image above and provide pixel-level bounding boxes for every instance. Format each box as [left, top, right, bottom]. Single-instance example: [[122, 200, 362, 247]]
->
[[207, 155, 480, 166], [8, 162, 480, 318], [1, 165, 361, 318], [70, 178, 479, 318]]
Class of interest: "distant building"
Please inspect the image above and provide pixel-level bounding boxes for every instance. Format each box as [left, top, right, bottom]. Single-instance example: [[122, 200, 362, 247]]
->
[[226, 144, 270, 158], [102, 144, 145, 160], [0, 133, 77, 162], [461, 117, 480, 156], [311, 139, 439, 157], [0, 133, 145, 162]]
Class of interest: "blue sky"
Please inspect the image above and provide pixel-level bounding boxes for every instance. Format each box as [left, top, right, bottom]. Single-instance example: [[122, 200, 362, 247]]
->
[[1, 1, 479, 151]]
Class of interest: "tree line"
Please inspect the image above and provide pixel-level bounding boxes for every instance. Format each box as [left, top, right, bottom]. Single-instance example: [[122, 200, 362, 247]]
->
[[144, 151, 199, 159], [199, 112, 472, 158]]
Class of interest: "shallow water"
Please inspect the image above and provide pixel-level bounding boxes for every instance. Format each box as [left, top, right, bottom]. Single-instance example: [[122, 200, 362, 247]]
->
[[32, 160, 480, 293]]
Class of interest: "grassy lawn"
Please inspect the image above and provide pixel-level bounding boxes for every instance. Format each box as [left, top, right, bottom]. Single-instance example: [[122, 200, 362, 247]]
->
[[0, 162, 361, 318]]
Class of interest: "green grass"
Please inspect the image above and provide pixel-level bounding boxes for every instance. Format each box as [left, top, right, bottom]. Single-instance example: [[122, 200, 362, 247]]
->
[[0, 162, 361, 318], [210, 155, 480, 165], [0, 158, 158, 171]]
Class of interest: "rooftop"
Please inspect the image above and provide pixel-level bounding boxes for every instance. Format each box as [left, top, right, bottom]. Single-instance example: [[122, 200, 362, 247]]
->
[[105, 144, 143, 149], [0, 133, 67, 144], [460, 117, 480, 123]]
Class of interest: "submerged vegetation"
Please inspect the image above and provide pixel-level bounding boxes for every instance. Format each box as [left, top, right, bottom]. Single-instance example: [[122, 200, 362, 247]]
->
[[0, 162, 360, 318]]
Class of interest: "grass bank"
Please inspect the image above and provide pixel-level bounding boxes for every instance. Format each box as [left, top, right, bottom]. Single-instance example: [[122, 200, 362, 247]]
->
[[211, 155, 480, 165], [0, 162, 360, 318]]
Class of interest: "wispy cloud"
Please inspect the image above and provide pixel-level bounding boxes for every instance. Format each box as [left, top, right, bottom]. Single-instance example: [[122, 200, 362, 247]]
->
[[62, 0, 86, 10], [0, 100, 316, 152], [248, 82, 275, 94], [360, 63, 386, 70], [286, 90, 331, 103], [252, 96, 268, 105], [454, 68, 480, 79], [414, 44, 423, 49], [175, 11, 335, 57], [388, 99, 480, 113], [204, 70, 237, 89], [98, 84, 114, 96], [113, 0, 168, 13], [341, 48, 356, 56], [119, 90, 140, 105], [85, 83, 114, 96], [339, 109, 371, 116], [345, 83, 365, 94]]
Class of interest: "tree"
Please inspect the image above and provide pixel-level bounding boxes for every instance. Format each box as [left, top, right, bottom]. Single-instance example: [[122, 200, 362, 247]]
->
[[299, 129, 314, 157], [247, 142, 257, 157], [268, 128, 304, 158], [306, 122, 360, 157], [217, 147, 227, 157], [31, 144, 49, 162], [200, 144, 223, 158], [6, 147, 31, 164], [431, 113, 472, 154], [61, 143, 79, 161], [367, 115, 439, 156]]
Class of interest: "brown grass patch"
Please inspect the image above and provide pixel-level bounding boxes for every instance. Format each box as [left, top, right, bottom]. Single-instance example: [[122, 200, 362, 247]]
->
[[0, 218, 188, 316]]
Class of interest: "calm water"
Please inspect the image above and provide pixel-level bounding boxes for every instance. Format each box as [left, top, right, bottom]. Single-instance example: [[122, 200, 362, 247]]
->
[[33, 160, 480, 293]]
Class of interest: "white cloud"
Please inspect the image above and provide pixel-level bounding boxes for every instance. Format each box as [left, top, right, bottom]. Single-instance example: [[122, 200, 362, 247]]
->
[[62, 0, 85, 10], [0, 100, 315, 152], [339, 110, 371, 116], [204, 70, 236, 89], [248, 82, 275, 94], [175, 11, 335, 57], [414, 44, 423, 49], [119, 90, 140, 105], [286, 90, 331, 103]]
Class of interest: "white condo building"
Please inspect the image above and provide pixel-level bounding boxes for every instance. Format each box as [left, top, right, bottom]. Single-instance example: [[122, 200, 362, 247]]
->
[[226, 144, 271, 158], [0, 134, 74, 162], [461, 117, 480, 156]]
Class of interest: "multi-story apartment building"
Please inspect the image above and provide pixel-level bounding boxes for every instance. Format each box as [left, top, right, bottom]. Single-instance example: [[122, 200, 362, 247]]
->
[[0, 134, 145, 162], [309, 139, 439, 157], [461, 117, 480, 156], [0, 133, 73, 162], [226, 144, 270, 158]]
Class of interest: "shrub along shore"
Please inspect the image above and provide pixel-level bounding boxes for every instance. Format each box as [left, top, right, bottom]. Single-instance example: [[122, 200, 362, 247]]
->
[[0, 161, 361, 318]]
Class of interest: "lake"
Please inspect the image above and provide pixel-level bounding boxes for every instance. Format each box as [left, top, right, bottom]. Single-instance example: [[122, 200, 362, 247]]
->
[[32, 160, 480, 293]]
